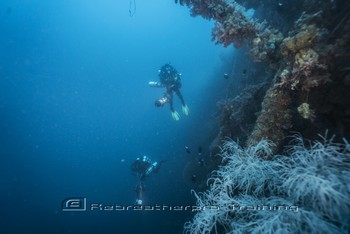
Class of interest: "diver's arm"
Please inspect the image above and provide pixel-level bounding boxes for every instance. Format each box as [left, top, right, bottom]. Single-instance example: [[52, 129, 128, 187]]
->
[[149, 81, 163, 88]]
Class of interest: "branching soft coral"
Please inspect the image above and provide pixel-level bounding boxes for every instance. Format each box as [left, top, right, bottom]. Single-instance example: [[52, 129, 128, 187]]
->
[[184, 135, 350, 234], [278, 134, 350, 225], [229, 196, 342, 234], [211, 140, 280, 197]]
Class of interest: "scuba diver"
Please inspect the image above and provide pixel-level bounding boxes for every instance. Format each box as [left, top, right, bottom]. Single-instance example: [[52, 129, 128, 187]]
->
[[174, 0, 187, 5], [131, 156, 165, 205], [131, 155, 164, 180], [149, 63, 190, 121]]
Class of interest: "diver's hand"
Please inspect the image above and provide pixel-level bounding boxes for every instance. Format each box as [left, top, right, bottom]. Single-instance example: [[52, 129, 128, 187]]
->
[[171, 111, 180, 121], [149, 81, 158, 87], [182, 105, 190, 116]]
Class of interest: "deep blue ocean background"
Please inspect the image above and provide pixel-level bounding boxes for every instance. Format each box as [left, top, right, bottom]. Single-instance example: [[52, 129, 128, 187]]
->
[[0, 0, 237, 233]]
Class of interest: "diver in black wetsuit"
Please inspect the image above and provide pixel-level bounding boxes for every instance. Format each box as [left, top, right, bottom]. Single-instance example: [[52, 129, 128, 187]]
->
[[149, 64, 189, 121], [131, 156, 165, 205], [174, 0, 187, 5], [131, 155, 164, 180]]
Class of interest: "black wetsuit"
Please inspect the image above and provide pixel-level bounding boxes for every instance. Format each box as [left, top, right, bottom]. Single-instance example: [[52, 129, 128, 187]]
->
[[158, 64, 186, 112], [131, 159, 152, 180]]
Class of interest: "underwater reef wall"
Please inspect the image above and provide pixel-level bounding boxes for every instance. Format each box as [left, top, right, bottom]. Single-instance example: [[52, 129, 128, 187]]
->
[[177, 0, 350, 152], [213, 82, 268, 150], [246, 86, 292, 152], [176, 0, 350, 233]]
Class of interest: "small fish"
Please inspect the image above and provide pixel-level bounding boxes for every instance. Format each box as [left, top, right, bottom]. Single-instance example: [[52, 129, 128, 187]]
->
[[191, 174, 197, 182], [185, 146, 191, 154], [198, 146, 202, 156], [242, 69, 247, 75], [223, 73, 229, 79], [198, 158, 205, 167]]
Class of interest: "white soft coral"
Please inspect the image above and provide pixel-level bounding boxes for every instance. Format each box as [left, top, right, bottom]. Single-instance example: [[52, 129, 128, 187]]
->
[[184, 135, 350, 234]]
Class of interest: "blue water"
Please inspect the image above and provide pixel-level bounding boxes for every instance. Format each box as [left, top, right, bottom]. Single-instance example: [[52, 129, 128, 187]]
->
[[0, 0, 233, 233]]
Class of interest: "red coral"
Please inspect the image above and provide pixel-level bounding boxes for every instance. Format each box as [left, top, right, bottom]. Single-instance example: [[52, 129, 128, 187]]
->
[[291, 62, 330, 91], [275, 59, 330, 91], [179, 0, 259, 48], [211, 8, 258, 47]]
